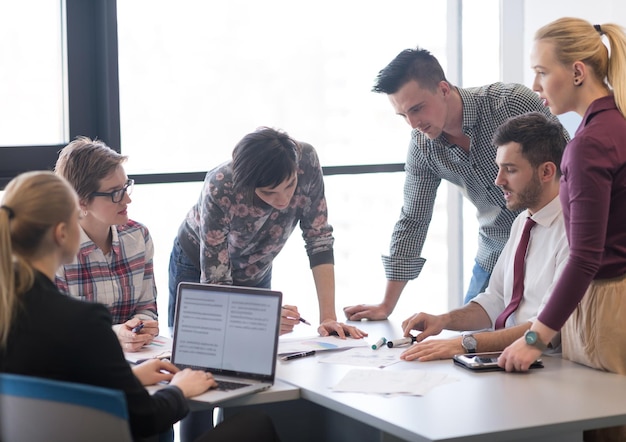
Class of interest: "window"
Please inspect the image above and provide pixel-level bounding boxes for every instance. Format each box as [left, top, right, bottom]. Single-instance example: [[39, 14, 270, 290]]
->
[[0, 0, 67, 146], [117, 0, 453, 318], [117, 0, 447, 173]]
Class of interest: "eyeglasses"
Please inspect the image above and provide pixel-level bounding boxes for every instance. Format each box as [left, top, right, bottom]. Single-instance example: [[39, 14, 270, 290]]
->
[[90, 179, 134, 203]]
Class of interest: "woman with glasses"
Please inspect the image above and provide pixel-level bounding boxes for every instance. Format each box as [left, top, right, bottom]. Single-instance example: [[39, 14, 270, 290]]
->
[[54, 136, 159, 352], [0, 171, 280, 442]]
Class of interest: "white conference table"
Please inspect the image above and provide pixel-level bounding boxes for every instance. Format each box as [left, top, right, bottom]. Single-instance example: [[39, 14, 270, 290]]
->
[[268, 319, 626, 442]]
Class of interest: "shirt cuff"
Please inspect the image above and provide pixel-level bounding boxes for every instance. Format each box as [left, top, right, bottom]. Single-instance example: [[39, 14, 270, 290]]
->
[[309, 250, 334, 268], [381, 255, 426, 280]]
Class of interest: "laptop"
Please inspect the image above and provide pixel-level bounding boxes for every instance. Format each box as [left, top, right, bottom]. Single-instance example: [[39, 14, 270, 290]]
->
[[171, 282, 282, 404]]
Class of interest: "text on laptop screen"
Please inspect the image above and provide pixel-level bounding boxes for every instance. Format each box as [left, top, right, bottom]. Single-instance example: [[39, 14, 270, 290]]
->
[[173, 286, 280, 376]]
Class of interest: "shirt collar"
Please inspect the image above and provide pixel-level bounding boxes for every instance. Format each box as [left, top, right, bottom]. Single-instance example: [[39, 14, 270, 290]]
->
[[457, 86, 480, 134], [579, 95, 617, 131], [526, 195, 562, 228], [78, 225, 120, 256]]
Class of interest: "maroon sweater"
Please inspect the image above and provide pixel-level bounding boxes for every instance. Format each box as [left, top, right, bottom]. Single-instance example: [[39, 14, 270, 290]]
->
[[539, 95, 626, 330]]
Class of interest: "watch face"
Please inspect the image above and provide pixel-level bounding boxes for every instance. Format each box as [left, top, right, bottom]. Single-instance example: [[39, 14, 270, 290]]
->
[[525, 331, 538, 344], [462, 335, 477, 351]]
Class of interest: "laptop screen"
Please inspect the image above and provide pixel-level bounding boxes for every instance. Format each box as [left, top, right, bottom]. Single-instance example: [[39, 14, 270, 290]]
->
[[172, 283, 282, 379]]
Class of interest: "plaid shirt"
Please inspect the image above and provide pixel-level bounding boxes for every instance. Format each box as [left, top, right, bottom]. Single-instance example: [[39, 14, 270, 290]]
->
[[383, 82, 570, 281], [55, 220, 158, 324]]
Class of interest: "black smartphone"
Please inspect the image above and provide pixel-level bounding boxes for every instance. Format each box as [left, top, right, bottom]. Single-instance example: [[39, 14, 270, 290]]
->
[[453, 351, 543, 371]]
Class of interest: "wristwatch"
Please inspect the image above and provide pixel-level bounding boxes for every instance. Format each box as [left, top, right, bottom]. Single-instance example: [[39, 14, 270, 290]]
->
[[524, 330, 548, 351], [461, 333, 477, 353]]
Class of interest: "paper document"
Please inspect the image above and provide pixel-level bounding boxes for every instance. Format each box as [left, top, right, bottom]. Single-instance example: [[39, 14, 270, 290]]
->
[[319, 347, 404, 368], [124, 335, 172, 364], [278, 335, 368, 355], [332, 368, 458, 396]]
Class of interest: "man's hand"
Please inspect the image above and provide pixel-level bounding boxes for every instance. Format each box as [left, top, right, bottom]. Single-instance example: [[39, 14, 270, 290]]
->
[[401, 312, 446, 341], [343, 303, 390, 321], [400, 337, 464, 362]]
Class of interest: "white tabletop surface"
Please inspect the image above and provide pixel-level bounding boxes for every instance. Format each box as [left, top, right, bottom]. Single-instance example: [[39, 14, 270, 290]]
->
[[275, 319, 626, 442]]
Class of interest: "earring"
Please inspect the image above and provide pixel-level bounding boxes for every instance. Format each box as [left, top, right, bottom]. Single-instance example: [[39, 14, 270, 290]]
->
[[83, 210, 88, 217], [574, 79, 583, 86]]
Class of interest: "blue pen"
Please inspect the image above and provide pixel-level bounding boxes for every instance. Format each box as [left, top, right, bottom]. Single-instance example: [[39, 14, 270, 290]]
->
[[131, 322, 144, 334]]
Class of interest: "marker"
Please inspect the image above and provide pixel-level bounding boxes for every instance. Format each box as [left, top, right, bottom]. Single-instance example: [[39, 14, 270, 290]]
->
[[386, 336, 417, 348], [371, 337, 387, 350], [280, 350, 316, 361], [131, 322, 144, 334]]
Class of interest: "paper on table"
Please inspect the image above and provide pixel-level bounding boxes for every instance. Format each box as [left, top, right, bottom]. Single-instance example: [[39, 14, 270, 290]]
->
[[332, 368, 458, 396], [278, 335, 369, 355], [319, 347, 404, 368], [124, 335, 172, 364]]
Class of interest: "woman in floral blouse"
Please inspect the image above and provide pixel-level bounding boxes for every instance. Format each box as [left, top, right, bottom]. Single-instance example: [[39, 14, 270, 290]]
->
[[168, 127, 366, 339]]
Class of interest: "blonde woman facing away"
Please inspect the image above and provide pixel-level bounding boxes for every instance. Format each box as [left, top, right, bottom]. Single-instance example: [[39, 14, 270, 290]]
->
[[0, 171, 279, 441]]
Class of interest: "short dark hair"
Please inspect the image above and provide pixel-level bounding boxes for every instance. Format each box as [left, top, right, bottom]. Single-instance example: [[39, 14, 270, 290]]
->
[[372, 47, 448, 94], [492, 112, 566, 176], [232, 127, 301, 193]]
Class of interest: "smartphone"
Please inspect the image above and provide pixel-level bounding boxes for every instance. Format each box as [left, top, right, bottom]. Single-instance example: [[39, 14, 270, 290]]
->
[[453, 351, 543, 371]]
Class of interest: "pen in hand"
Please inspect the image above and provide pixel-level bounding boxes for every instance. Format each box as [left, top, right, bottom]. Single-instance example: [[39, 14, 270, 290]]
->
[[283, 305, 311, 326], [131, 322, 144, 334]]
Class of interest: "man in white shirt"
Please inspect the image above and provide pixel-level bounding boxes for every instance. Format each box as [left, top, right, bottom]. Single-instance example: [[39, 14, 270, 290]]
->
[[399, 112, 568, 361]]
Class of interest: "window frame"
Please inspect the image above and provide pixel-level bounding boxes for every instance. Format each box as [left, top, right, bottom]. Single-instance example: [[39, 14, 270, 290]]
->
[[1, 0, 519, 309]]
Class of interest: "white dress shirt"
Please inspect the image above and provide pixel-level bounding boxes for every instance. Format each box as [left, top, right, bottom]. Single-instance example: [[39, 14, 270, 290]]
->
[[472, 196, 569, 328]]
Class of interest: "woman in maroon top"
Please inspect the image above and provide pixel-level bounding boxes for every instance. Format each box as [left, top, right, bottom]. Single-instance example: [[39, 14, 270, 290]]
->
[[498, 17, 626, 441]]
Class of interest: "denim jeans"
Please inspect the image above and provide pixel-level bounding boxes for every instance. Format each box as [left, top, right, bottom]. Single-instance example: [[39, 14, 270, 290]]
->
[[168, 238, 201, 327], [464, 260, 491, 304]]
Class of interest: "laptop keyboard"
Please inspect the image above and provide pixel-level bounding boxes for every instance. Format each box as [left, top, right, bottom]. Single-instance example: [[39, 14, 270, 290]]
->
[[216, 380, 250, 391]]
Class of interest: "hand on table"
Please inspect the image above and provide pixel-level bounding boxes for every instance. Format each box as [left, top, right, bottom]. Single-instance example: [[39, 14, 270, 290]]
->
[[118, 318, 159, 352], [400, 337, 463, 362], [343, 303, 391, 321], [498, 336, 543, 372], [318, 319, 368, 339]]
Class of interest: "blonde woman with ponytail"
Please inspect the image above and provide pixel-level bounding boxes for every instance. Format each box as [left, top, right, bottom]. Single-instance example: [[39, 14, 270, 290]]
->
[[0, 171, 279, 441], [498, 17, 626, 441]]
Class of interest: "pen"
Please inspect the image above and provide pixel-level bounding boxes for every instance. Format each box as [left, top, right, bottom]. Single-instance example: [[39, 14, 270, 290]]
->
[[386, 336, 417, 348], [283, 306, 311, 325], [280, 350, 316, 361], [135, 356, 170, 364], [371, 337, 387, 350], [131, 322, 144, 334]]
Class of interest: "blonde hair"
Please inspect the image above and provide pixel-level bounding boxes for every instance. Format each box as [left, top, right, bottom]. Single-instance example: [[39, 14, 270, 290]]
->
[[0, 171, 77, 347], [535, 17, 626, 117], [55, 136, 128, 201]]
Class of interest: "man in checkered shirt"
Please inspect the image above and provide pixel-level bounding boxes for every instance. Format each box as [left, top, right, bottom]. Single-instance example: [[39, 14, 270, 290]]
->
[[343, 47, 569, 321]]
